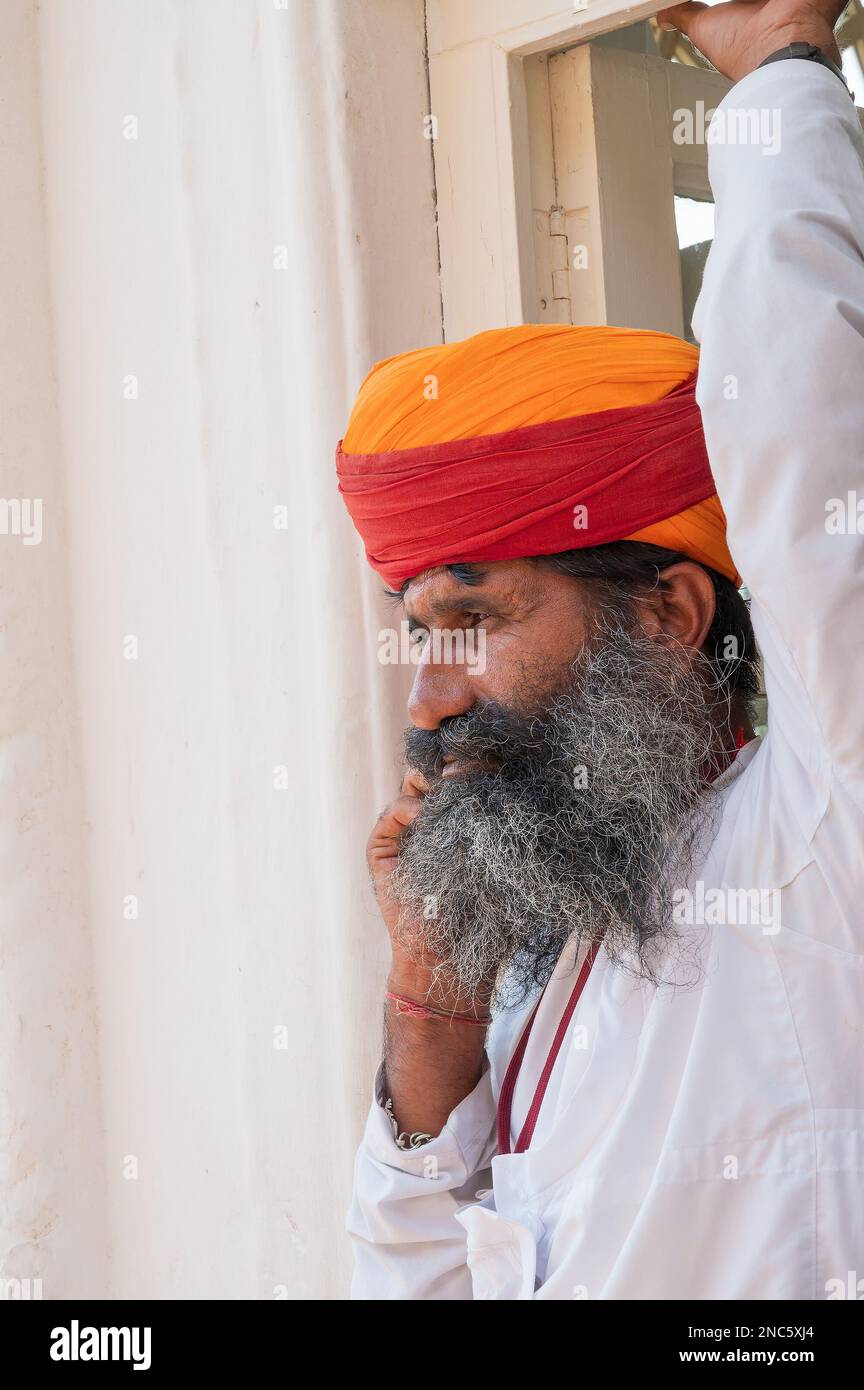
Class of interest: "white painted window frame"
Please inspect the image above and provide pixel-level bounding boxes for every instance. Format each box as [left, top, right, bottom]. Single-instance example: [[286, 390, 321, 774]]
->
[[543, 44, 731, 335], [427, 0, 671, 339]]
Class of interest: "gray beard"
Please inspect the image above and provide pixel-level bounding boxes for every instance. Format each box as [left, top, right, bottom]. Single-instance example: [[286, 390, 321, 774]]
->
[[390, 618, 724, 1008]]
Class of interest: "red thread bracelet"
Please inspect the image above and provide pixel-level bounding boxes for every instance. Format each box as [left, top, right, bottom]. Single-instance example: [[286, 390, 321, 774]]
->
[[385, 991, 491, 1027]]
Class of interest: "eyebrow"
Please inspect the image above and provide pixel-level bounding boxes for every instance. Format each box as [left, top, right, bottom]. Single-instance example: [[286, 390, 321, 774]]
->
[[405, 589, 504, 629], [404, 596, 485, 627]]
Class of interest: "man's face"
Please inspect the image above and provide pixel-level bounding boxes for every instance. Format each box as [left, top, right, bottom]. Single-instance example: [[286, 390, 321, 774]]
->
[[404, 559, 590, 746], [390, 557, 720, 1005]]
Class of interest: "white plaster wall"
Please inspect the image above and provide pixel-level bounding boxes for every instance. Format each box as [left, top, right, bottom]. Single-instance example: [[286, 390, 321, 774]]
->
[[0, 0, 108, 1302], [1, 0, 440, 1299]]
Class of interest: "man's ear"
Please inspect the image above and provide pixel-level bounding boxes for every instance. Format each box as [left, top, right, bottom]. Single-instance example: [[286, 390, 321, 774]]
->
[[637, 562, 716, 655]]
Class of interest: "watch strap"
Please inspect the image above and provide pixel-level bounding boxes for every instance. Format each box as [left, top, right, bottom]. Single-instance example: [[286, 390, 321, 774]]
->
[[757, 42, 854, 102]]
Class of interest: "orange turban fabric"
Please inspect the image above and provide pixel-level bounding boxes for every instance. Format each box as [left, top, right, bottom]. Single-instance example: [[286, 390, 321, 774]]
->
[[336, 324, 739, 588]]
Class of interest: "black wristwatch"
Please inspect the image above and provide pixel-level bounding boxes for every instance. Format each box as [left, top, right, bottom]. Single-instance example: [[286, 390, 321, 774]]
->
[[757, 42, 855, 102]]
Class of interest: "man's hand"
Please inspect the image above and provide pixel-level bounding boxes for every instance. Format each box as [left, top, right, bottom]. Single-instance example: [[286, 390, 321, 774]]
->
[[656, 0, 847, 83], [367, 771, 492, 1138], [367, 769, 491, 1012], [367, 770, 444, 999], [367, 770, 427, 939]]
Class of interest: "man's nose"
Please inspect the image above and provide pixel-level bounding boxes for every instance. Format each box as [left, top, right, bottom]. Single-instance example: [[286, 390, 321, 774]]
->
[[407, 657, 476, 730]]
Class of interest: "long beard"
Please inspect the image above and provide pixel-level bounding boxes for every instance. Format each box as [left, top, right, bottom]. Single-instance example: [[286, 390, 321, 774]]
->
[[390, 619, 724, 1007]]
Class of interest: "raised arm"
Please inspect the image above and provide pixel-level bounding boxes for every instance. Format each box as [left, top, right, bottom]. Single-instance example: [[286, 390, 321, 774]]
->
[[661, 0, 864, 792]]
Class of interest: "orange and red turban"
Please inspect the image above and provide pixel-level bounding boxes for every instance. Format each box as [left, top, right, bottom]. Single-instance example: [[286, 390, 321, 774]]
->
[[336, 323, 739, 588]]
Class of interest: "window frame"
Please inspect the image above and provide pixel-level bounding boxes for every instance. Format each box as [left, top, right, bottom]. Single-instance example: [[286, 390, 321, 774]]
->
[[427, 0, 665, 338]]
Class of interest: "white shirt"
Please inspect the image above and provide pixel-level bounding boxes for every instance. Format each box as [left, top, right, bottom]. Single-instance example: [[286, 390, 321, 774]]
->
[[346, 60, 864, 1300]]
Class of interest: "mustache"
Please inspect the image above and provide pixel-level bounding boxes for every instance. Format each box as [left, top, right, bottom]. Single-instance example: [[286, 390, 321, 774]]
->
[[404, 702, 549, 779]]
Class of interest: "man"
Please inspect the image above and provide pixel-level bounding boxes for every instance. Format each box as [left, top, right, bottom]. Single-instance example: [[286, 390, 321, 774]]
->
[[338, 0, 863, 1299]]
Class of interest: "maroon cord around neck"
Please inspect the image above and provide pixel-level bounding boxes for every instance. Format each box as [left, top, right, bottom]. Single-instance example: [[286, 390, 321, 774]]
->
[[497, 936, 603, 1157]]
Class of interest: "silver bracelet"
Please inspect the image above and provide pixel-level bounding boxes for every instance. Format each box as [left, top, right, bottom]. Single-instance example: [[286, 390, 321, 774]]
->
[[384, 1096, 435, 1150]]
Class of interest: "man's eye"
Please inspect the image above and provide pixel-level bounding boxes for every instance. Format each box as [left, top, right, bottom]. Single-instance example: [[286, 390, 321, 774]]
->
[[466, 612, 490, 627], [410, 627, 429, 645]]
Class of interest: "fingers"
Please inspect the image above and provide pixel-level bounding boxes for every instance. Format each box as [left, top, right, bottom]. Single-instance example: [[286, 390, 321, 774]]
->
[[368, 771, 429, 874], [368, 792, 424, 859], [656, 2, 707, 37], [401, 770, 429, 798]]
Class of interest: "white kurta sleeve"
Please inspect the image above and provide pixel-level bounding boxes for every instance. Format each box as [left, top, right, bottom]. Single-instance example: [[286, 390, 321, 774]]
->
[[692, 61, 864, 793], [346, 1058, 498, 1300]]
